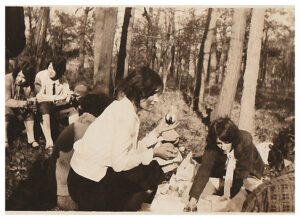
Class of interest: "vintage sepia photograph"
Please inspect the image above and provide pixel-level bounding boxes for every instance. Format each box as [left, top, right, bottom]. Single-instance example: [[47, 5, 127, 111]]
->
[[4, 4, 295, 213]]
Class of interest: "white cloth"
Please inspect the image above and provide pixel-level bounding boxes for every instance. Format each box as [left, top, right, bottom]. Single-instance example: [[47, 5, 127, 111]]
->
[[70, 97, 158, 182], [224, 150, 236, 198], [35, 69, 71, 102]]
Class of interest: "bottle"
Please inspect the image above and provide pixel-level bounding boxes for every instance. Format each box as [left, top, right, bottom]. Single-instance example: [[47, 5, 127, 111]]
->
[[165, 105, 177, 125]]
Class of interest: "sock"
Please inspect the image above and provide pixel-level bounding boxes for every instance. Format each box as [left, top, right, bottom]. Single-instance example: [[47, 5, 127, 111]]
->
[[40, 114, 53, 147], [24, 120, 35, 143]]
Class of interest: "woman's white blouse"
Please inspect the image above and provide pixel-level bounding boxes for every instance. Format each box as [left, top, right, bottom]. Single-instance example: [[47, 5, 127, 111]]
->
[[70, 97, 158, 182]]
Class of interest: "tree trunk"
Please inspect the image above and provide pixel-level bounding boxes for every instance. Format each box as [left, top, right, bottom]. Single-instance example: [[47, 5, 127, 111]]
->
[[161, 8, 175, 92], [211, 9, 248, 121], [116, 7, 132, 86], [78, 7, 90, 77], [124, 8, 135, 78], [25, 7, 34, 49], [259, 26, 269, 88], [93, 7, 118, 96], [34, 7, 50, 72], [218, 36, 230, 84], [192, 8, 212, 112], [239, 8, 265, 134], [208, 41, 218, 87], [198, 8, 218, 108]]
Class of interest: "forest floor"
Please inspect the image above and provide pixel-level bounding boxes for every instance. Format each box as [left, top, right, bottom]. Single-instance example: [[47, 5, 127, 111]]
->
[[5, 80, 294, 210]]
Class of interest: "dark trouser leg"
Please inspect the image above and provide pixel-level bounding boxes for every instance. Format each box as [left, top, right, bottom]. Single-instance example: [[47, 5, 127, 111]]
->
[[67, 168, 110, 211], [68, 161, 164, 211], [107, 161, 164, 211], [114, 160, 164, 191]]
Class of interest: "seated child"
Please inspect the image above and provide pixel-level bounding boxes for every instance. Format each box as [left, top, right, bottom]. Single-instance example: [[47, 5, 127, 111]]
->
[[5, 61, 39, 148]]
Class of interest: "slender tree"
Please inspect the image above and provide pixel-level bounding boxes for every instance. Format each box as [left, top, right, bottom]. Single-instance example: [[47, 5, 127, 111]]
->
[[78, 7, 91, 76], [208, 41, 218, 87], [198, 8, 218, 108], [116, 7, 132, 85], [34, 7, 50, 72], [124, 8, 135, 78], [192, 8, 212, 112], [239, 8, 265, 134], [211, 9, 248, 121], [93, 7, 118, 96]]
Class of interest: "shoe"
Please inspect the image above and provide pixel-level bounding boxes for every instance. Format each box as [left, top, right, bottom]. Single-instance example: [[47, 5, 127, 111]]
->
[[213, 186, 224, 196], [183, 205, 197, 212], [28, 141, 39, 148]]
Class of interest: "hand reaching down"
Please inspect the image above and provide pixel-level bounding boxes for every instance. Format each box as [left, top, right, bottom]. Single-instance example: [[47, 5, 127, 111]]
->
[[153, 143, 178, 160]]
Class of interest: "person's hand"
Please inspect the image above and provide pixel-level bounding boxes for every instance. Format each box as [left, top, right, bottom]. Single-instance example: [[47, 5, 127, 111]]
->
[[55, 93, 68, 102], [36, 93, 45, 102], [154, 118, 179, 136], [183, 197, 198, 212], [27, 97, 37, 103], [65, 93, 73, 103], [153, 143, 178, 160]]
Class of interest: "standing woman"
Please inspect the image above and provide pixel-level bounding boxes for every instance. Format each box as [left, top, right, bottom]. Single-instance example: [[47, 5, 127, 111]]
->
[[68, 67, 178, 211]]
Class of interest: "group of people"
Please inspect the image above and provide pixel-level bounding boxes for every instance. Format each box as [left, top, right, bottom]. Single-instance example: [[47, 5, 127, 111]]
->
[[5, 56, 81, 150], [5, 60, 294, 212]]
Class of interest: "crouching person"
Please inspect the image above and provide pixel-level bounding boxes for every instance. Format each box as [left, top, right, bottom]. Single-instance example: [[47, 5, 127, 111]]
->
[[184, 117, 265, 212], [5, 61, 39, 148], [67, 67, 178, 211], [47, 93, 113, 210]]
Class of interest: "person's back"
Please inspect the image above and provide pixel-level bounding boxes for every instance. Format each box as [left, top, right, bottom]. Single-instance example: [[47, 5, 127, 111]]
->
[[242, 164, 294, 212], [242, 122, 295, 212], [48, 93, 113, 210]]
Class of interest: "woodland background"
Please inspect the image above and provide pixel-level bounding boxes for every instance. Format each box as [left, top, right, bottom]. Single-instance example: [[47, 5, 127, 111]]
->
[[5, 6, 295, 208]]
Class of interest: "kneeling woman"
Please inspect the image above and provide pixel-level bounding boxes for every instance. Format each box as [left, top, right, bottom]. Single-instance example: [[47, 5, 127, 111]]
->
[[68, 67, 178, 211]]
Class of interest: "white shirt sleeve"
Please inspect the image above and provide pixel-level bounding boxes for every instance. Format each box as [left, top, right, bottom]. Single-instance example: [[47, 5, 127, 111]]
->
[[138, 130, 160, 151], [110, 111, 154, 172]]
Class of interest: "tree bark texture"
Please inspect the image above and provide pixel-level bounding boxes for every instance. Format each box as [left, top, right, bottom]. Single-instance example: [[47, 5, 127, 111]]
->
[[198, 8, 218, 108], [78, 7, 90, 76], [124, 8, 135, 78], [116, 7, 132, 86], [94, 7, 118, 96], [239, 8, 265, 134], [211, 8, 248, 121], [34, 7, 50, 72], [192, 8, 212, 111]]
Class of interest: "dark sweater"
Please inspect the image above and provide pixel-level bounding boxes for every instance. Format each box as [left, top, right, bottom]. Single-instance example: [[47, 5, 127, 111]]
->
[[189, 130, 265, 200]]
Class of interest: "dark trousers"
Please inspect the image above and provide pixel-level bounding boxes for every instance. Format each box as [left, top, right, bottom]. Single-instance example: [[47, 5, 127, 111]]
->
[[67, 160, 164, 211]]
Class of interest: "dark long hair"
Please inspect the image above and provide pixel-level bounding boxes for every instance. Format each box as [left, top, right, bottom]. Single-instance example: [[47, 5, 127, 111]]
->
[[114, 66, 163, 108], [78, 93, 113, 117], [206, 117, 240, 151], [46, 56, 67, 80], [12, 61, 36, 88]]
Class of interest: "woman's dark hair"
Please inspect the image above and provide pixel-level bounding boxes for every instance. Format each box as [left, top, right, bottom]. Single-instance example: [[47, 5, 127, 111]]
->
[[268, 121, 295, 172], [47, 56, 67, 80], [114, 66, 163, 108], [206, 117, 239, 150], [78, 93, 113, 117], [12, 61, 36, 88]]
